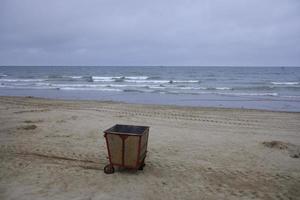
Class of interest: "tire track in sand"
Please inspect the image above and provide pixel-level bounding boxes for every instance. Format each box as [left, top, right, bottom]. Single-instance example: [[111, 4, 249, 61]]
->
[[0, 144, 299, 200]]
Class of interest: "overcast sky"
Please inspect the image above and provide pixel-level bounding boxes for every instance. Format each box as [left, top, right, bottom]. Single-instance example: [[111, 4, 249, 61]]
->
[[0, 0, 299, 66]]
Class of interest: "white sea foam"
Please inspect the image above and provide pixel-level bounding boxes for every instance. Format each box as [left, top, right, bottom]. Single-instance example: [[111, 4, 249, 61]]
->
[[65, 76, 83, 79], [91, 76, 149, 82], [220, 92, 279, 97], [271, 82, 299, 85], [52, 84, 105, 88], [172, 80, 200, 83], [125, 80, 170, 84], [60, 87, 122, 92], [281, 95, 300, 98], [125, 76, 149, 80], [92, 76, 118, 80], [107, 84, 150, 88], [34, 82, 50, 86], [92, 76, 119, 82], [55, 83, 152, 88], [172, 86, 207, 90], [91, 77, 200, 84], [215, 87, 231, 90], [0, 79, 46, 82], [147, 85, 166, 89], [0, 73, 7, 77], [163, 90, 279, 96], [173, 86, 231, 90]]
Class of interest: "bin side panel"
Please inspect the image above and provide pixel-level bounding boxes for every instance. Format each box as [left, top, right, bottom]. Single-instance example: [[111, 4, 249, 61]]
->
[[124, 136, 139, 167], [106, 133, 122, 165], [139, 130, 149, 162]]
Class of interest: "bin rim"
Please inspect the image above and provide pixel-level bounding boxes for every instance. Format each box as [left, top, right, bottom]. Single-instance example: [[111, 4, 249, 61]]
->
[[104, 124, 149, 136]]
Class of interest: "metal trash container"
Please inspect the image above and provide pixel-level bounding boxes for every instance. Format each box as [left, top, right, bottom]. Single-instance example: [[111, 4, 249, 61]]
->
[[103, 124, 150, 174]]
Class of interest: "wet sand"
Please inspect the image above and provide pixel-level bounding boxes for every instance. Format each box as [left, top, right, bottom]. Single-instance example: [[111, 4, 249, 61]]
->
[[0, 96, 299, 200]]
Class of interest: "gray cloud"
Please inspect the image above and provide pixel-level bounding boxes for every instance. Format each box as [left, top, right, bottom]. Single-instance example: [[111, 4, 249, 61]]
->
[[0, 0, 299, 66]]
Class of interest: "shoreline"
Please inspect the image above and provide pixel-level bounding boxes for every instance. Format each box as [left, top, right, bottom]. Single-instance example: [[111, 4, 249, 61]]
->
[[1, 95, 299, 114]]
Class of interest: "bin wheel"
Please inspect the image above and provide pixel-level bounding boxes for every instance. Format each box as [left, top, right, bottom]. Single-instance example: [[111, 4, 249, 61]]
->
[[138, 163, 145, 170], [104, 164, 115, 174]]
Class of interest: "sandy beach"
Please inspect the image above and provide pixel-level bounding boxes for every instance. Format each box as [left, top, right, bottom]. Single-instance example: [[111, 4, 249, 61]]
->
[[0, 96, 299, 200]]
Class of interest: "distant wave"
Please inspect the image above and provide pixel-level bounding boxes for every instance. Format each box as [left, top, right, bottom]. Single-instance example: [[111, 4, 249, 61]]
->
[[65, 76, 94, 82], [54, 83, 155, 89], [0, 73, 7, 77], [164, 91, 279, 97], [281, 95, 300, 99], [216, 87, 231, 90], [52, 84, 105, 88], [92, 76, 149, 82], [221, 92, 279, 97], [59, 87, 122, 92], [147, 76, 161, 80], [92, 76, 121, 82], [123, 89, 146, 93], [1, 75, 201, 85], [47, 75, 63, 79], [125, 79, 200, 84], [171, 86, 206, 90], [171, 80, 200, 83], [167, 86, 231, 90], [0, 78, 46, 82], [206, 87, 232, 90], [0, 81, 283, 97], [126, 76, 148, 80], [0, 75, 296, 99], [232, 86, 275, 91], [234, 85, 300, 92], [46, 75, 93, 82], [125, 80, 170, 84], [271, 82, 299, 85], [64, 76, 83, 79], [0, 82, 265, 93], [88, 76, 202, 84], [46, 75, 153, 82]]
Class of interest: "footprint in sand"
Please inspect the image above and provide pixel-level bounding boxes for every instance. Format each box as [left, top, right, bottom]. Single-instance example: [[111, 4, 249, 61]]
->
[[262, 141, 300, 158], [18, 124, 37, 130]]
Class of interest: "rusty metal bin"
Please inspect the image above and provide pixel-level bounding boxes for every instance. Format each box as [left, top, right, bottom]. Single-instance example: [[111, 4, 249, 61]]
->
[[103, 124, 149, 174]]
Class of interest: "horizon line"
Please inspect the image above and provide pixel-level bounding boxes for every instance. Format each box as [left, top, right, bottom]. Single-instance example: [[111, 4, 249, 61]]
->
[[1, 65, 300, 67]]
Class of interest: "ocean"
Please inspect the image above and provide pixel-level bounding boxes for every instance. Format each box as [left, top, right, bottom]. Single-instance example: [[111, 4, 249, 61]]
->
[[0, 66, 300, 112]]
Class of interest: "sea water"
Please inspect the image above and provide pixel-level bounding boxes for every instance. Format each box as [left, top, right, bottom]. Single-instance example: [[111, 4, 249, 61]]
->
[[0, 66, 300, 111]]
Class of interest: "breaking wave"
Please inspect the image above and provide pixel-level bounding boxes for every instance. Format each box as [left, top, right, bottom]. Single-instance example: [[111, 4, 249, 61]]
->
[[0, 73, 8, 77], [271, 82, 299, 85], [0, 73, 298, 99]]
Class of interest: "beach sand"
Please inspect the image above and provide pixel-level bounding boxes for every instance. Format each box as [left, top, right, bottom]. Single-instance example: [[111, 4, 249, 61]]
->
[[0, 96, 299, 200]]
